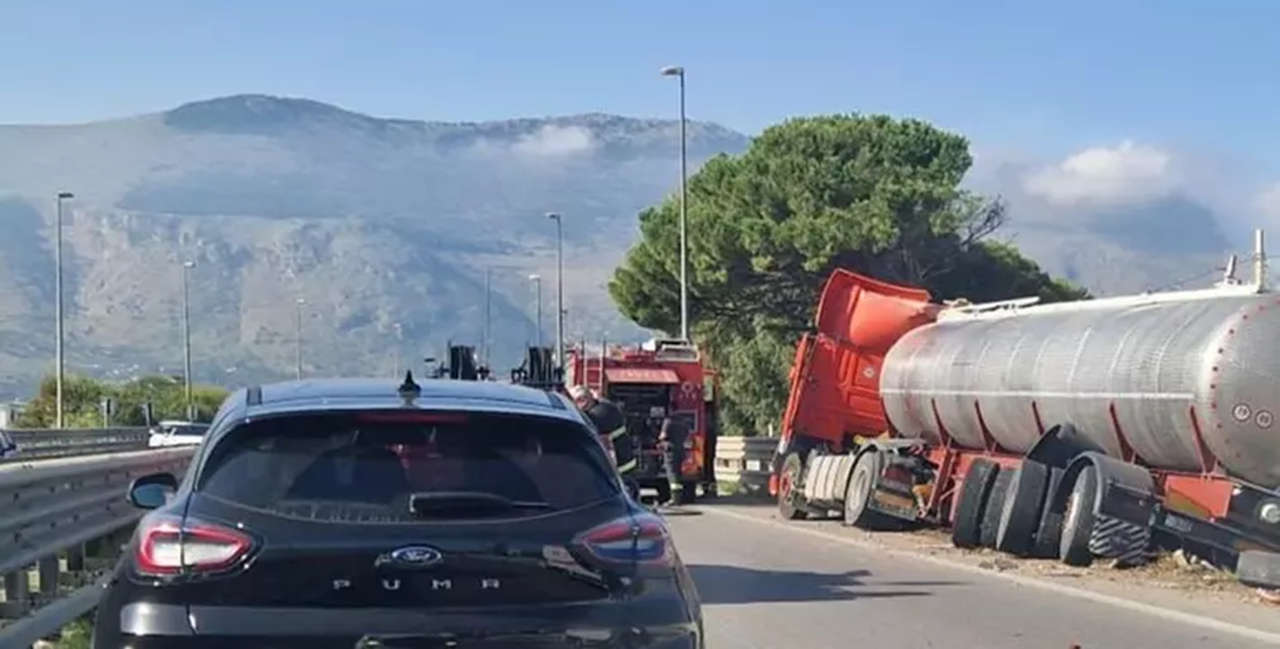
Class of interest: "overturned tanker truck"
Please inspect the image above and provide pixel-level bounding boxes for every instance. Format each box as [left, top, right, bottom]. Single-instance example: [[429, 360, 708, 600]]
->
[[770, 230, 1280, 588]]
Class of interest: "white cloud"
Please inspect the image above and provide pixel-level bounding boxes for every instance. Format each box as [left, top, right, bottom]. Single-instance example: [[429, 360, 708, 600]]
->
[[1021, 141, 1180, 206], [1253, 182, 1280, 221], [511, 125, 595, 157]]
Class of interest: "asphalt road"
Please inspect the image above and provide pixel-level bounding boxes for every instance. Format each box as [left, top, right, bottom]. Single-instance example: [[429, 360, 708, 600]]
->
[[664, 504, 1280, 649]]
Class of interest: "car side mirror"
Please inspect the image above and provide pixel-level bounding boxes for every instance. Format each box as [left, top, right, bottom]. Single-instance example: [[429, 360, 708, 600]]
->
[[128, 472, 179, 510]]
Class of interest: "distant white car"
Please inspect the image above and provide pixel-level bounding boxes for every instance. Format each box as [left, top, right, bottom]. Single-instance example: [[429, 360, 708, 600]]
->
[[0, 429, 16, 458], [147, 420, 208, 448]]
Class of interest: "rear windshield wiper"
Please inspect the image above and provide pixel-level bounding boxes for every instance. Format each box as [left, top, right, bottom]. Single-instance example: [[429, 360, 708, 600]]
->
[[409, 491, 553, 517]]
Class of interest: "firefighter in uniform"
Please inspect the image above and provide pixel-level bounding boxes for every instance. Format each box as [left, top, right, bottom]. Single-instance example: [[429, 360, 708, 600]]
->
[[659, 415, 690, 505], [569, 386, 637, 479]]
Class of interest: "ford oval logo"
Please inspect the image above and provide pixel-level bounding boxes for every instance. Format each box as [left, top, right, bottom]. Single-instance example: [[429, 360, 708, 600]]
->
[[387, 545, 443, 567]]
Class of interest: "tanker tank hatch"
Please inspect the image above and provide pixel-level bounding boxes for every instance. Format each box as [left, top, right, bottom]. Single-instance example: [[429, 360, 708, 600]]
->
[[1218, 228, 1270, 291]]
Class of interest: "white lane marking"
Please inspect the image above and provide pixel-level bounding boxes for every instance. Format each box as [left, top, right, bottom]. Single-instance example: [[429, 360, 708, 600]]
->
[[698, 506, 1280, 645], [879, 388, 1194, 400]]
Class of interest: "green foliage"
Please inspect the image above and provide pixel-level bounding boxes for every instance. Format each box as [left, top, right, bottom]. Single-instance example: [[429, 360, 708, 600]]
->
[[610, 113, 1088, 436], [52, 615, 93, 649], [16, 373, 228, 428]]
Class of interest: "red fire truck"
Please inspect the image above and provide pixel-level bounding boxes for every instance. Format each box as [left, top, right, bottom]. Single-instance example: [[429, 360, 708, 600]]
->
[[565, 338, 718, 503]]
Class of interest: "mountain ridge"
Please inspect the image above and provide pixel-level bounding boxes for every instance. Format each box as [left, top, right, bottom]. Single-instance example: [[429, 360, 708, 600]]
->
[[0, 94, 1242, 399]]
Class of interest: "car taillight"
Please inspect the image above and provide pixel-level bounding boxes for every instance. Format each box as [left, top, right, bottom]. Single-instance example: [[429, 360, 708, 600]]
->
[[135, 516, 254, 576], [575, 513, 672, 566]]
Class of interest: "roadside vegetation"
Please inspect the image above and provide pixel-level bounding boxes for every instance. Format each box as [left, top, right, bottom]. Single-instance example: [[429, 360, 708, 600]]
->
[[609, 114, 1088, 437], [15, 374, 228, 428]]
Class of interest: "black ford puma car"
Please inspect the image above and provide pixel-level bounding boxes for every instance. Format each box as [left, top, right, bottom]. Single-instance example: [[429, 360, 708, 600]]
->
[[92, 373, 704, 648]]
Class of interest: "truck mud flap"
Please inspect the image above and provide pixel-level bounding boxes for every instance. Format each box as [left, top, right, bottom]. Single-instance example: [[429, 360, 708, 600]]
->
[[803, 454, 856, 511], [1060, 452, 1156, 564], [1236, 550, 1280, 589]]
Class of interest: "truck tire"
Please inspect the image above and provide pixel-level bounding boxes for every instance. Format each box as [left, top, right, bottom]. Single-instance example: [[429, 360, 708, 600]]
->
[[1059, 464, 1098, 567], [951, 459, 999, 548], [1031, 467, 1066, 559], [777, 452, 810, 520], [843, 449, 892, 530], [995, 460, 1050, 556], [980, 468, 1015, 549]]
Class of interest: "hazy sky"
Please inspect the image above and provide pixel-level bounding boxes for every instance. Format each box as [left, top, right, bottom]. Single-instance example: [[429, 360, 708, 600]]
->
[[5, 0, 1280, 223], [2, 1, 1270, 151]]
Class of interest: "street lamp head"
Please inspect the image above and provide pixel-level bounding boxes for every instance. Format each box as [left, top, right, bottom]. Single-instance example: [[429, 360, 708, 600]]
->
[[529, 274, 540, 281], [296, 298, 306, 305], [56, 191, 74, 200], [182, 261, 196, 269], [546, 211, 561, 221], [660, 65, 684, 77]]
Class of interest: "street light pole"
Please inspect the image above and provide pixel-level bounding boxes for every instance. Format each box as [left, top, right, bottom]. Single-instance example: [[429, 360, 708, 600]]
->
[[529, 274, 543, 349], [547, 212, 564, 369], [294, 298, 305, 380], [181, 261, 195, 420], [54, 192, 73, 429], [661, 65, 690, 341], [482, 268, 492, 369]]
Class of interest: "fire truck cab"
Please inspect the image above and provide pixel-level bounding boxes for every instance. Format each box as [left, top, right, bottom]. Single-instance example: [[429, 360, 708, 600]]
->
[[565, 338, 718, 502]]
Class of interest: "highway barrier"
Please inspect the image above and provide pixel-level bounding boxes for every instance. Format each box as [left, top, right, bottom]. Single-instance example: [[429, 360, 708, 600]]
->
[[1, 428, 152, 463], [0, 448, 195, 648], [714, 436, 777, 495]]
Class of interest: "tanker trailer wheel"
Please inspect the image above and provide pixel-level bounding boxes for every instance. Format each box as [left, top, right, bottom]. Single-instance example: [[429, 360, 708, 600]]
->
[[1031, 467, 1066, 559], [842, 449, 893, 530], [951, 459, 1000, 548], [1059, 464, 1099, 567], [979, 468, 1015, 549], [995, 460, 1050, 556], [777, 452, 810, 520]]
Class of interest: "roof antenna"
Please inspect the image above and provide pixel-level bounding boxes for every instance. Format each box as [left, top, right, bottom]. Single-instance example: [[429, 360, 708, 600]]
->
[[398, 370, 421, 405]]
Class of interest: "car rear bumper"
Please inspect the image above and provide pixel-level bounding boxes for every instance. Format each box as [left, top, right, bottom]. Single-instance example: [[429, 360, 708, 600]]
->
[[100, 600, 701, 648], [106, 632, 698, 649]]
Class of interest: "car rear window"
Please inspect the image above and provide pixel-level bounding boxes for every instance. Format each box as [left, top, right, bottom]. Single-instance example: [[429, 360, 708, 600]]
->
[[196, 411, 620, 520]]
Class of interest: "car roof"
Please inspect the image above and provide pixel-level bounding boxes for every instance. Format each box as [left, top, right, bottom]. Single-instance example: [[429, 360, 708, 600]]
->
[[233, 377, 577, 422]]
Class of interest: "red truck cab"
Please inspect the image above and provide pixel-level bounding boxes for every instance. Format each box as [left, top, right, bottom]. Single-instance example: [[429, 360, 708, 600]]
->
[[565, 339, 716, 502], [771, 270, 940, 497]]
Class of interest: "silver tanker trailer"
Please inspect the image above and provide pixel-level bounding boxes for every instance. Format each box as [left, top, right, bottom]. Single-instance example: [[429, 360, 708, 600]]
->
[[774, 230, 1280, 589]]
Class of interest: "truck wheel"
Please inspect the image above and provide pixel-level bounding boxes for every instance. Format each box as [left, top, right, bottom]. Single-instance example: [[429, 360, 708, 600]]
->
[[951, 459, 999, 548], [995, 460, 1050, 556], [777, 452, 810, 520], [1031, 467, 1065, 559], [1059, 464, 1098, 567], [843, 449, 892, 530], [979, 468, 1015, 549]]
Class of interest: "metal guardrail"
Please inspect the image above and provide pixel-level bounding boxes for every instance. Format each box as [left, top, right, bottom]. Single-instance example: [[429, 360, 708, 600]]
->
[[0, 447, 195, 648], [714, 436, 778, 495], [1, 428, 153, 463]]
